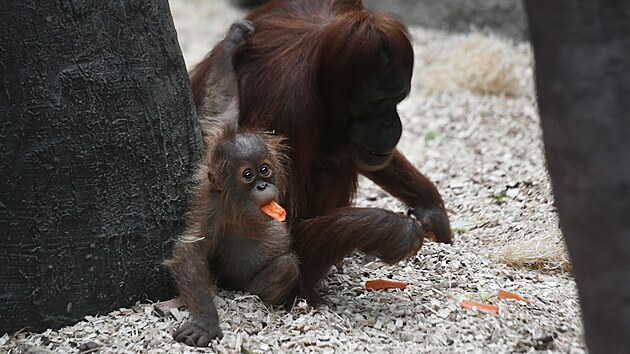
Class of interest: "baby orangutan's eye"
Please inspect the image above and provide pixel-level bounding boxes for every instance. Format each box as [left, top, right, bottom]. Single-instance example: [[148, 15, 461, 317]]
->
[[242, 169, 255, 182], [259, 164, 271, 177]]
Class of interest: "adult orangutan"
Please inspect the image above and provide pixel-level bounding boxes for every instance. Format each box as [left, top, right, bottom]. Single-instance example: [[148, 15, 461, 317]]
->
[[190, 0, 452, 304]]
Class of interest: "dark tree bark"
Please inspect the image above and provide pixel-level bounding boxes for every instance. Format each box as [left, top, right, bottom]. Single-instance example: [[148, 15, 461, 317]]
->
[[0, 0, 202, 333], [525, 2, 630, 353]]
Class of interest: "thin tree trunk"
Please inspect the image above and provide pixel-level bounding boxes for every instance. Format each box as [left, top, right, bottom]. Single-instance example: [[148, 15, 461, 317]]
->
[[0, 0, 201, 333], [525, 2, 630, 353]]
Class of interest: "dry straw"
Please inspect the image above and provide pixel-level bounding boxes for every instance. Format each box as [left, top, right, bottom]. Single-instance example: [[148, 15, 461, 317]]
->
[[501, 230, 572, 273], [422, 33, 527, 97]]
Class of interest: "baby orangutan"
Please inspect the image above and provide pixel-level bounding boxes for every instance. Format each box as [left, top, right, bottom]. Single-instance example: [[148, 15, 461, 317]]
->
[[165, 129, 299, 347]]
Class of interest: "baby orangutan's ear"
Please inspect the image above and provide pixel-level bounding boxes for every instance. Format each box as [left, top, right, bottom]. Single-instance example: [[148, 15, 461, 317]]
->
[[207, 171, 222, 192]]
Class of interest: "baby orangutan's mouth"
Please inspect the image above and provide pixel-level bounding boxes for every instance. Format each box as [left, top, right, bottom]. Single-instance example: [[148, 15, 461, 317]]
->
[[259, 200, 286, 222]]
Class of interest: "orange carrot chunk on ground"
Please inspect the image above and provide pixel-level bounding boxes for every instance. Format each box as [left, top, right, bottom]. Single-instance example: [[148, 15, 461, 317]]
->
[[497, 289, 531, 304], [260, 200, 286, 222], [365, 280, 408, 290], [460, 300, 499, 314]]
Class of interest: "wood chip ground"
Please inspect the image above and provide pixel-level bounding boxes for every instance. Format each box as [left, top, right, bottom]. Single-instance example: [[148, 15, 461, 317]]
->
[[3, 1, 585, 353]]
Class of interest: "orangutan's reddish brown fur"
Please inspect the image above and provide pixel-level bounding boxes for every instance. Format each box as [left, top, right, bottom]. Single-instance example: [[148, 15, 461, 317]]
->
[[165, 127, 298, 347], [190, 0, 452, 305], [165, 20, 299, 347]]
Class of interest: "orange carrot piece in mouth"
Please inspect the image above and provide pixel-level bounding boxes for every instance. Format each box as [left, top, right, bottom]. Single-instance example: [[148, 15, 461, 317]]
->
[[260, 200, 286, 222]]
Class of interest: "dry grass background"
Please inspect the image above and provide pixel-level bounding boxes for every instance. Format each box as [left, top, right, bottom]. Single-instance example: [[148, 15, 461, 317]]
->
[[3, 1, 582, 353], [421, 34, 528, 97]]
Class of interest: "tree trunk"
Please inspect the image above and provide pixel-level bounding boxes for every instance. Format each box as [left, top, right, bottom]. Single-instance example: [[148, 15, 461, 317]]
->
[[525, 2, 630, 353], [0, 0, 202, 333]]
